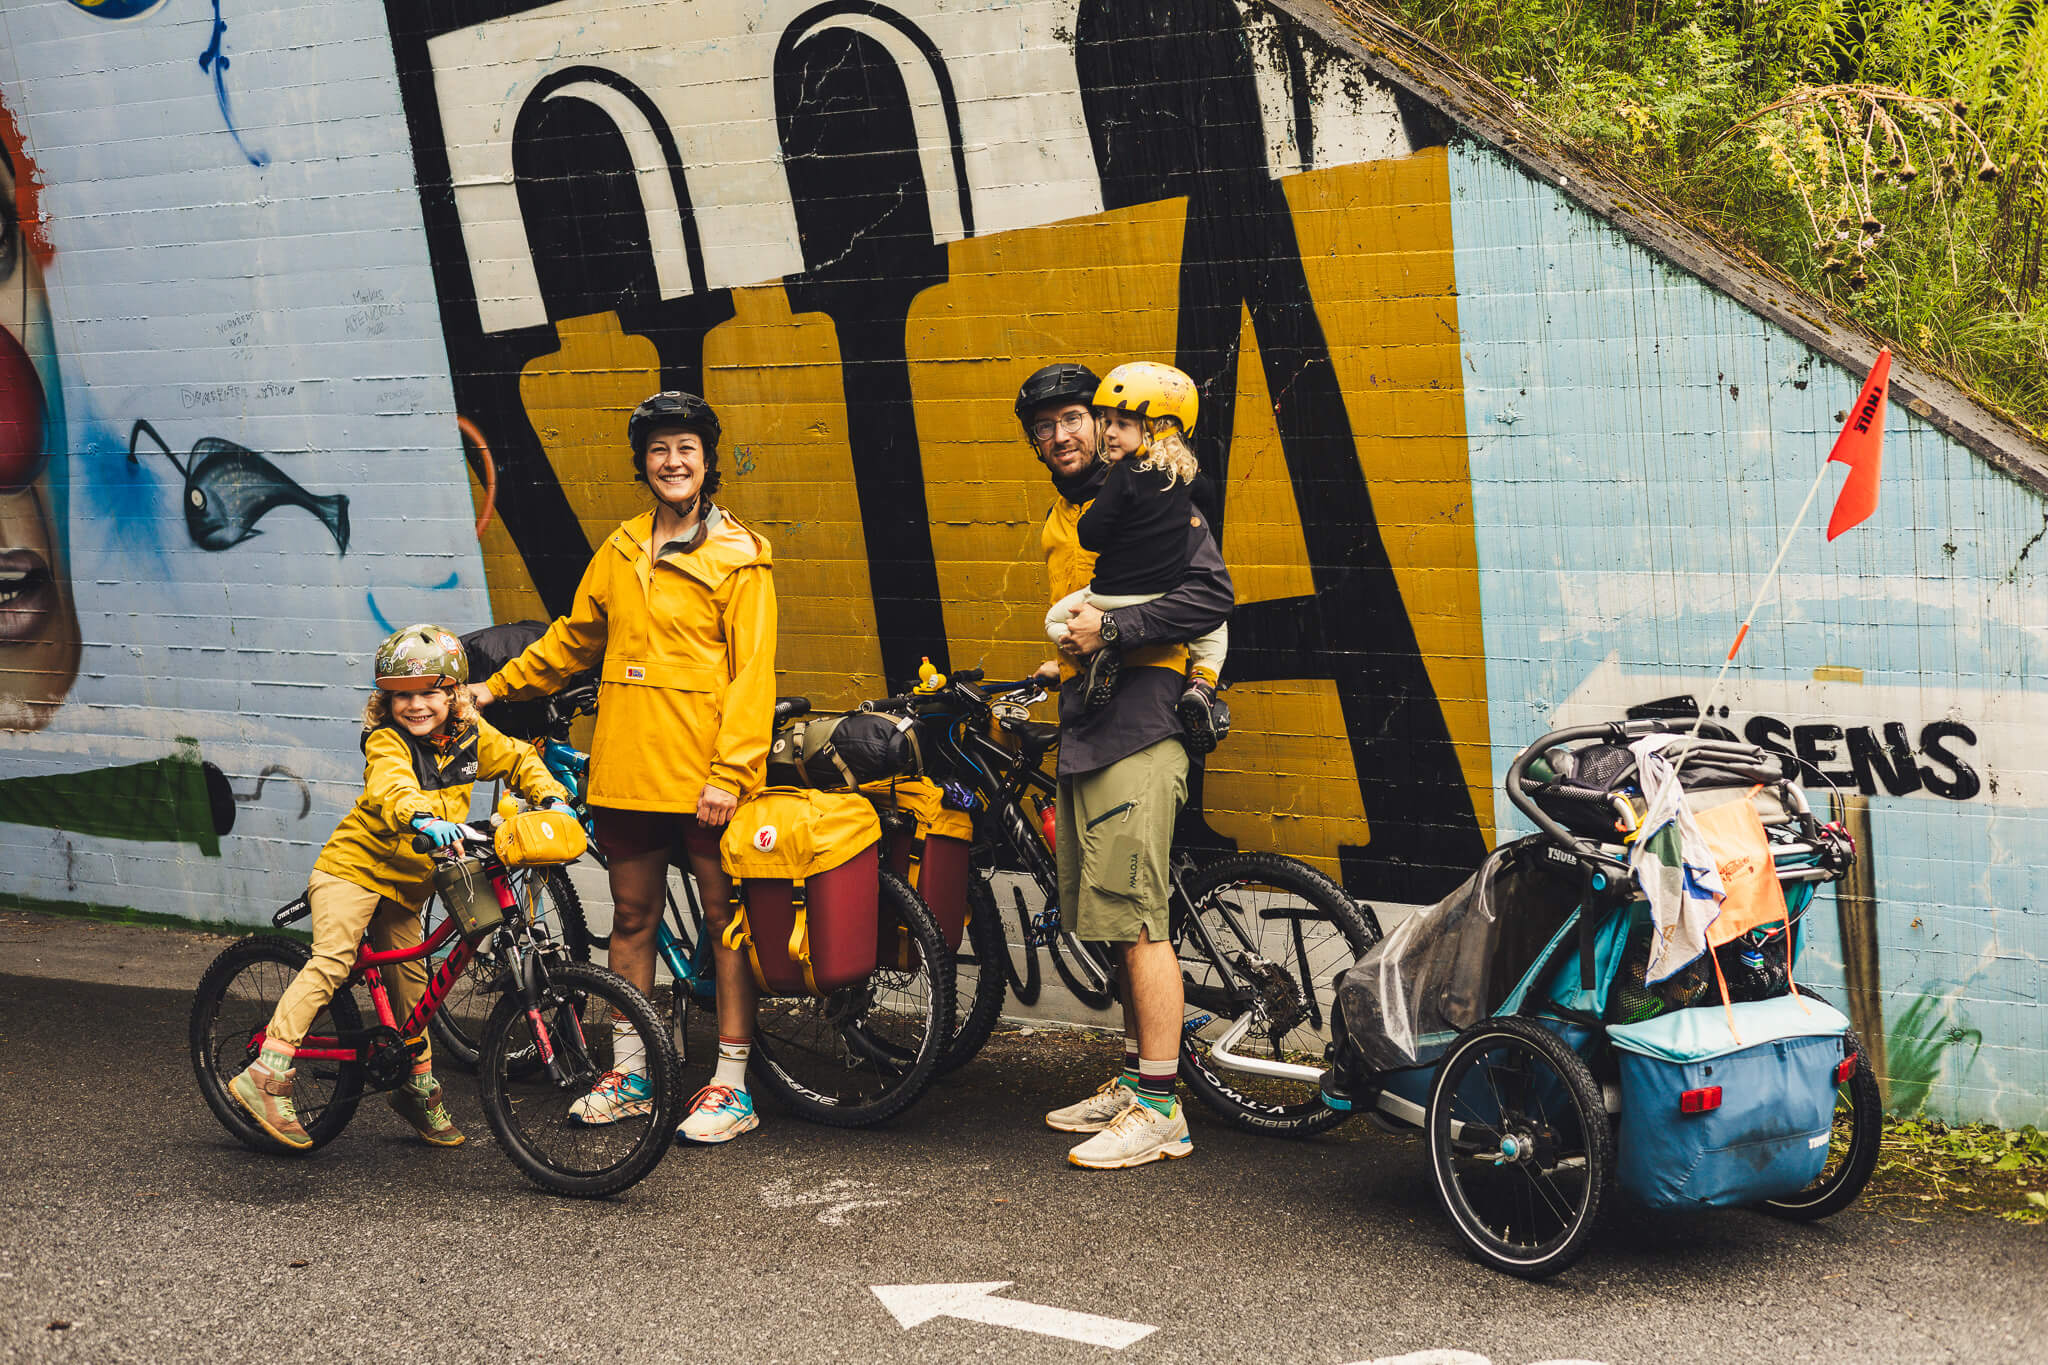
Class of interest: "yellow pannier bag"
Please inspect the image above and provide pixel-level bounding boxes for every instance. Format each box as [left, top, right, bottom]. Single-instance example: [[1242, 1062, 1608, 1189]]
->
[[494, 808, 589, 867], [720, 788, 883, 996]]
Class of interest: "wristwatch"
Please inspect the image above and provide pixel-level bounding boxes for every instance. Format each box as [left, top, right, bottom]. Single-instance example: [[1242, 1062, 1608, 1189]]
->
[[1098, 611, 1120, 647]]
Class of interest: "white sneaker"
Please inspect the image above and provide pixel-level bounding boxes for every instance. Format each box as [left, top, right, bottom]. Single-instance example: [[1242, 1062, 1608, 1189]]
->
[[1044, 1077, 1140, 1133], [1067, 1098, 1193, 1169], [567, 1070, 654, 1125]]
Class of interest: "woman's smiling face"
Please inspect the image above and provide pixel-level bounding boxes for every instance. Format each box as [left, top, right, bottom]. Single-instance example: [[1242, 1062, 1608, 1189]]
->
[[0, 145, 81, 731]]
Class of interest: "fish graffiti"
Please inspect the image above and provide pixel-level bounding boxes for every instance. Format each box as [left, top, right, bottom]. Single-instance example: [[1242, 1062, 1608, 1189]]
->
[[128, 419, 350, 555]]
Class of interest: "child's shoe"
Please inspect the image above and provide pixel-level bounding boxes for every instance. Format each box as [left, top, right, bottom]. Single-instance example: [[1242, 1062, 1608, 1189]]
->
[[229, 1052, 313, 1150], [389, 1073, 465, 1146], [567, 1069, 655, 1125], [1176, 676, 1229, 754], [678, 1083, 759, 1144], [1082, 648, 1121, 713]]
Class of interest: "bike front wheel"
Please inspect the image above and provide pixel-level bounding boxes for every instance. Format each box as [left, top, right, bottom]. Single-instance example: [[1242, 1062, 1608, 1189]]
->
[[476, 961, 679, 1198], [1175, 852, 1378, 1137], [426, 866, 590, 1072], [752, 872, 955, 1127], [189, 935, 365, 1154]]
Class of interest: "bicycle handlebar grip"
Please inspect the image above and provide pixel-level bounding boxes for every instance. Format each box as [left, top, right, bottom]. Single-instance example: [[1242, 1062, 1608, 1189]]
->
[[860, 695, 915, 715], [951, 666, 985, 686], [773, 695, 812, 723], [412, 833, 436, 854]]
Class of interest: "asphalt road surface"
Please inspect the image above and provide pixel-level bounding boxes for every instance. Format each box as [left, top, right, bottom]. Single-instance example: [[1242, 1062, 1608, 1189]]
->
[[1, 919, 2043, 1365]]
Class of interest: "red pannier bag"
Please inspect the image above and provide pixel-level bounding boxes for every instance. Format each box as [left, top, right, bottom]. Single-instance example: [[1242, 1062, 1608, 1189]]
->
[[719, 788, 883, 996]]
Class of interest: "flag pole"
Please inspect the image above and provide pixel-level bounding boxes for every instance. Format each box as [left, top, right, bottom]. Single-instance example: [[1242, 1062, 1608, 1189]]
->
[[1686, 457, 1835, 739]]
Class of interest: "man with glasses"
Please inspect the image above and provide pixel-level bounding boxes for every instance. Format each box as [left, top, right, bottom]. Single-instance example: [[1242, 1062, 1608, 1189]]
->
[[1013, 362, 1235, 1168]]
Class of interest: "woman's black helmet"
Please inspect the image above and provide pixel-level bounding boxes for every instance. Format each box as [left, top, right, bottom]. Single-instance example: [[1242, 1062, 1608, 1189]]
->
[[628, 391, 722, 499], [1013, 363, 1101, 433]]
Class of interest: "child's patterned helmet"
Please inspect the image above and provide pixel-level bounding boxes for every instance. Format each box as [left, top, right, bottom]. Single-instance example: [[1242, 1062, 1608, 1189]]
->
[[374, 624, 469, 692]]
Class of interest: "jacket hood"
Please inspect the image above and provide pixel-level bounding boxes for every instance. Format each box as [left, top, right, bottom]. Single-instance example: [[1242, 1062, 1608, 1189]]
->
[[610, 506, 772, 589]]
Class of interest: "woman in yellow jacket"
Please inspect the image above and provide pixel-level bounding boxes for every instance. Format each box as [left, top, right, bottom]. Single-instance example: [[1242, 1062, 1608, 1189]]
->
[[471, 392, 778, 1144]]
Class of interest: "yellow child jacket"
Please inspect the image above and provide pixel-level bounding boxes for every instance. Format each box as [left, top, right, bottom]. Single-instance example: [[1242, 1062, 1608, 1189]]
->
[[1041, 497, 1188, 683], [485, 508, 777, 811], [313, 714, 567, 907]]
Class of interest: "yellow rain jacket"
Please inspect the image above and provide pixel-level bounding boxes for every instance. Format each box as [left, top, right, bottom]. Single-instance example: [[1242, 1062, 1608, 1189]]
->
[[313, 715, 567, 906], [485, 508, 777, 811], [1041, 498, 1187, 683]]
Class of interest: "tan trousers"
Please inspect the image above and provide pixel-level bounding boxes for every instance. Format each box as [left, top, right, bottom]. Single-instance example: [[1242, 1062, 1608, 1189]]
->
[[267, 870, 433, 1061]]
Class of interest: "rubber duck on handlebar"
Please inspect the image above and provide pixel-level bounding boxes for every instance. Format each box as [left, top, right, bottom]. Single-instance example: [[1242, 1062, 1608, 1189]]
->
[[913, 657, 947, 694]]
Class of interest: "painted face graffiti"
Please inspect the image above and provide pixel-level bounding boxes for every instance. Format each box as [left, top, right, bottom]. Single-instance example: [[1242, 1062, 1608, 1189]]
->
[[0, 141, 82, 731], [128, 420, 351, 555]]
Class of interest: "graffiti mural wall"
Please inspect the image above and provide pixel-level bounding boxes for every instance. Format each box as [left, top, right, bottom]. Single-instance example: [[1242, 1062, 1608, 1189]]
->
[[1, 0, 2044, 1123], [0, 1, 487, 919]]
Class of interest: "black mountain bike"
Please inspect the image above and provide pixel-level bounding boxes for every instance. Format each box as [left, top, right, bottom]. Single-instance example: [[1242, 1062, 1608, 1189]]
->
[[863, 669, 1383, 1136]]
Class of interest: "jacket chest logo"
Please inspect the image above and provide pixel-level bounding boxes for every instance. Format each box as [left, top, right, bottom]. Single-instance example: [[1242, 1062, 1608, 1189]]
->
[[624, 665, 646, 681]]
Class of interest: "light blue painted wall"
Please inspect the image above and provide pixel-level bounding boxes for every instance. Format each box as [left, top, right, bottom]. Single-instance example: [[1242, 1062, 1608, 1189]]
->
[[1449, 143, 2048, 1124], [0, 1, 483, 922]]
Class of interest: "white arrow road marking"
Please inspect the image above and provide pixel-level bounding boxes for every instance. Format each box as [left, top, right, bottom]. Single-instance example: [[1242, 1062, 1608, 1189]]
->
[[870, 1282, 1156, 1350]]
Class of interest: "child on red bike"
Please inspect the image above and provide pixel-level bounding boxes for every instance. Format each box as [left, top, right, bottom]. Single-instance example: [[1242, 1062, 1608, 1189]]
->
[[229, 624, 570, 1150]]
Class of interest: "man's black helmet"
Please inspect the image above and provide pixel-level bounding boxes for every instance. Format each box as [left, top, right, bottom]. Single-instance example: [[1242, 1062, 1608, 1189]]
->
[[628, 391, 721, 456], [1013, 363, 1101, 429]]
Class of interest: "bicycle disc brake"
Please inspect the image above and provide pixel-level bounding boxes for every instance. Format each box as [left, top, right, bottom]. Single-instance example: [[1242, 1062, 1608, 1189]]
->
[[1231, 951, 1308, 1037]]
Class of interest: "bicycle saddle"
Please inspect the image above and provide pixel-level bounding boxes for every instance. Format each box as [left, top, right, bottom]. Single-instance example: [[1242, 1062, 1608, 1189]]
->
[[1001, 715, 1060, 759]]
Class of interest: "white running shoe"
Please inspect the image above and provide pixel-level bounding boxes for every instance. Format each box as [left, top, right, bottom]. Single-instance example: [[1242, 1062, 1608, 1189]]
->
[[678, 1083, 759, 1144], [567, 1069, 654, 1125], [1067, 1098, 1193, 1169], [1044, 1077, 1140, 1133]]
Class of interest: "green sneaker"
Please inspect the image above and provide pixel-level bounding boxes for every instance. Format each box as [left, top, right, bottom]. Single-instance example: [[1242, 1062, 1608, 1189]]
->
[[389, 1075, 465, 1147], [229, 1057, 313, 1150]]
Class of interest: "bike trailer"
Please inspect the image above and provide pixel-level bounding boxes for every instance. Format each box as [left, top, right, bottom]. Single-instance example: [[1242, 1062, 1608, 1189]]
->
[[1608, 995, 1851, 1210], [862, 776, 974, 952], [720, 788, 882, 995]]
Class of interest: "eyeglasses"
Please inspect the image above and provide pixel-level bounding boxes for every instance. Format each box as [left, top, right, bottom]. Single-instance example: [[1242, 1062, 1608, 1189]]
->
[[1028, 410, 1090, 445]]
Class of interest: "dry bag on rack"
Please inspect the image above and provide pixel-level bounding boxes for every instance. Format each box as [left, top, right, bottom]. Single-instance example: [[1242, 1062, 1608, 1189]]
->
[[863, 776, 975, 958], [766, 711, 924, 790], [720, 788, 882, 996]]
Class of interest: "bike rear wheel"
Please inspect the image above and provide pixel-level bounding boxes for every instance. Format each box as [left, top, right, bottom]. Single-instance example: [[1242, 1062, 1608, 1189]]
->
[[936, 875, 1013, 1073], [189, 935, 365, 1154], [751, 872, 955, 1126], [477, 961, 679, 1198], [426, 866, 590, 1072], [1175, 852, 1378, 1137]]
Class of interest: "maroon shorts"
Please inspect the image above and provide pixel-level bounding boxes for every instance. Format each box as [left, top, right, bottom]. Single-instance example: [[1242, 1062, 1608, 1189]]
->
[[589, 806, 722, 864]]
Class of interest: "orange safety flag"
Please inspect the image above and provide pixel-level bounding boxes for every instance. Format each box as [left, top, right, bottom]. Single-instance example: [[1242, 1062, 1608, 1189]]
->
[[1825, 348, 1890, 540]]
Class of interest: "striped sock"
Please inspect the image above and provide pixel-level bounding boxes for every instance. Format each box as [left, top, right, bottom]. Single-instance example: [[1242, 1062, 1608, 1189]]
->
[[1120, 1039, 1141, 1089], [1136, 1057, 1177, 1114], [714, 1036, 751, 1091]]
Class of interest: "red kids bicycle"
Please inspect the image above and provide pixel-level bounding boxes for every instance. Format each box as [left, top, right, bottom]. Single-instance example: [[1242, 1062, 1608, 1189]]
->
[[189, 824, 680, 1198]]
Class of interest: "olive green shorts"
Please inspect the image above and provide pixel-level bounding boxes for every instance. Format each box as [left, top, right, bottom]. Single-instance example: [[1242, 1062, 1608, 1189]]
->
[[1055, 738, 1189, 944]]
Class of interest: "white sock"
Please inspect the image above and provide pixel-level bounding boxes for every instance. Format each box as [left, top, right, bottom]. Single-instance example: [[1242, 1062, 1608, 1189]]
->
[[714, 1036, 750, 1091], [610, 1011, 647, 1079]]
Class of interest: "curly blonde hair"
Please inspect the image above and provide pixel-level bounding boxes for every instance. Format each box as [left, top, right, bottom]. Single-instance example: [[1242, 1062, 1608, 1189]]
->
[[362, 684, 477, 735], [1135, 420, 1200, 489]]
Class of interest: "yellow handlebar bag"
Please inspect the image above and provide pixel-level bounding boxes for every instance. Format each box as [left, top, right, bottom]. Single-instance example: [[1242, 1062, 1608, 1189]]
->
[[495, 809, 589, 867]]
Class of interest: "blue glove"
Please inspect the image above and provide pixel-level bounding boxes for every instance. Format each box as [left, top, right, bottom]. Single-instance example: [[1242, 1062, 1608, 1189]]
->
[[542, 797, 575, 815], [411, 816, 463, 849]]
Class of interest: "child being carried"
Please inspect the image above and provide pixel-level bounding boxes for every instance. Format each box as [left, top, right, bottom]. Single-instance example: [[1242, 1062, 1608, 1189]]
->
[[1045, 361, 1228, 752]]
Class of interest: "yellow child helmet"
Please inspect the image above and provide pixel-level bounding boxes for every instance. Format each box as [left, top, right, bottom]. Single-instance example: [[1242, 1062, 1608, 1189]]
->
[[1094, 362, 1198, 436]]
